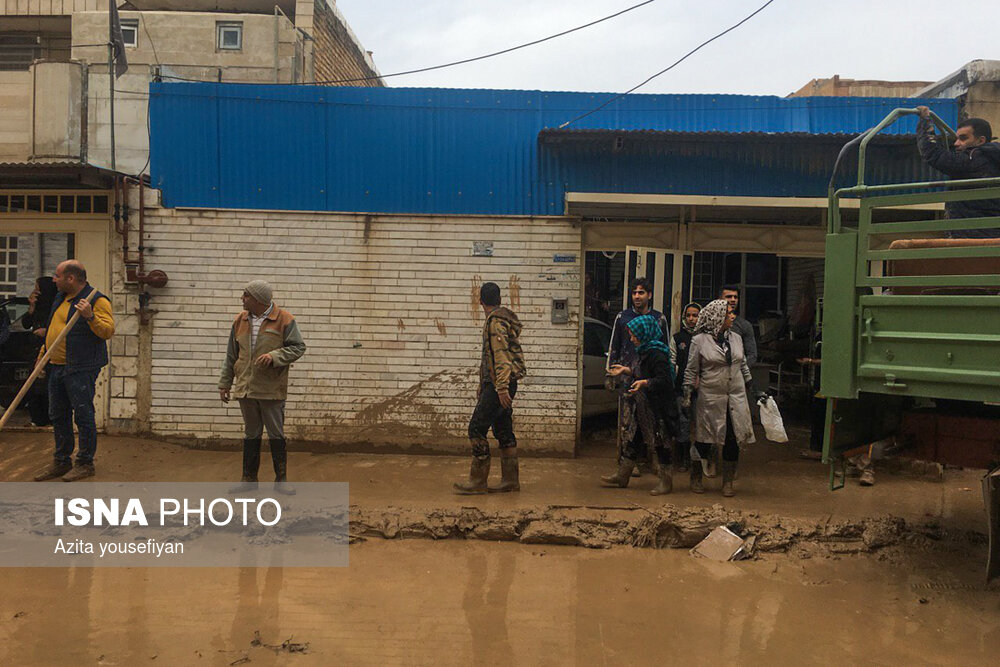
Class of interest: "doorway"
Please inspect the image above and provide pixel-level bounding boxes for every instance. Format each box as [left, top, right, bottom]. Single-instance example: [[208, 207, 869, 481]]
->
[[580, 246, 693, 453], [0, 199, 111, 430]]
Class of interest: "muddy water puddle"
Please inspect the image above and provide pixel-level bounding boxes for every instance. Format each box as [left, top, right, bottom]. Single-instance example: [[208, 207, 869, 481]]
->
[[0, 540, 997, 665]]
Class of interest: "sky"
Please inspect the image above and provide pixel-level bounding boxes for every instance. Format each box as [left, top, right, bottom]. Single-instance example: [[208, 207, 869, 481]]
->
[[335, 0, 996, 96]]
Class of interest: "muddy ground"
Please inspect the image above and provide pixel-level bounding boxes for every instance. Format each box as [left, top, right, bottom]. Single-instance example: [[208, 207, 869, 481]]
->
[[0, 429, 997, 663], [0, 540, 996, 665]]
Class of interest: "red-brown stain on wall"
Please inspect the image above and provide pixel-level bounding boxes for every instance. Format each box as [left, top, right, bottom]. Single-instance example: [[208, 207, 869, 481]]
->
[[508, 275, 521, 311], [470, 274, 483, 322]]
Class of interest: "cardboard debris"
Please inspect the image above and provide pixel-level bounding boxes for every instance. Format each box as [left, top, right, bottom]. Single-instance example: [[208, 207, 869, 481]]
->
[[690, 526, 751, 562]]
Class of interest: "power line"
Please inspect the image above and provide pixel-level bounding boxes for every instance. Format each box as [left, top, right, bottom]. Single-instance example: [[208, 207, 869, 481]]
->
[[131, 13, 161, 178], [157, 0, 659, 86], [558, 0, 778, 128], [139, 13, 160, 68]]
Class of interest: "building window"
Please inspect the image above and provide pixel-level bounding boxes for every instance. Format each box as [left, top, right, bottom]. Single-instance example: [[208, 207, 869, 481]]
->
[[0, 236, 18, 299], [120, 19, 139, 48], [0, 193, 108, 214], [692, 252, 716, 304], [217, 22, 243, 51], [0, 34, 42, 71]]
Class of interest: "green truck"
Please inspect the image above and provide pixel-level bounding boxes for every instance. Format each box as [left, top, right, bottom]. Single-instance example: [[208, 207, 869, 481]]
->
[[821, 108, 1000, 580]]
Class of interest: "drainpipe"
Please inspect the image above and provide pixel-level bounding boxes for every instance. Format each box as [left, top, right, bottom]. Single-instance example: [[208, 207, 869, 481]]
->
[[273, 7, 280, 83], [117, 176, 168, 324], [80, 62, 88, 163]]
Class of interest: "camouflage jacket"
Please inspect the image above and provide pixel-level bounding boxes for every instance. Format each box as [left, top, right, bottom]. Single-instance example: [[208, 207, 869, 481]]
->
[[479, 307, 526, 391]]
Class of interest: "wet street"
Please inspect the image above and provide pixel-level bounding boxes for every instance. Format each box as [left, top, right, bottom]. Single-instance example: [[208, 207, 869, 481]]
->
[[0, 540, 997, 665], [1, 431, 998, 664]]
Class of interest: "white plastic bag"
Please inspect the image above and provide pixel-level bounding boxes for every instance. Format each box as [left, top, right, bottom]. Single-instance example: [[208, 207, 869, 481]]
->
[[758, 396, 788, 443]]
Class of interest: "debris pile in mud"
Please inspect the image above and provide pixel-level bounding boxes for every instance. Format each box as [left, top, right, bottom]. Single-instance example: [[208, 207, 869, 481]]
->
[[249, 630, 310, 654], [350, 504, 982, 559]]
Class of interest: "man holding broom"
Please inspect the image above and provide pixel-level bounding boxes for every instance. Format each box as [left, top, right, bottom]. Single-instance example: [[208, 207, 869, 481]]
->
[[32, 260, 115, 482]]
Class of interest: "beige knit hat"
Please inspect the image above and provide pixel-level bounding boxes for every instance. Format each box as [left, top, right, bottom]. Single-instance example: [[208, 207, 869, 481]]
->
[[244, 280, 273, 305]]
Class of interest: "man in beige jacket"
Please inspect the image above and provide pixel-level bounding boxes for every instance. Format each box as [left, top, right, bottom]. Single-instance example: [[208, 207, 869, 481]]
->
[[219, 280, 306, 493]]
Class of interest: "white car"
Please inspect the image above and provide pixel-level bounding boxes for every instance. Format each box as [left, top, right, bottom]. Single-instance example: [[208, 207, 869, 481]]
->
[[582, 317, 618, 417]]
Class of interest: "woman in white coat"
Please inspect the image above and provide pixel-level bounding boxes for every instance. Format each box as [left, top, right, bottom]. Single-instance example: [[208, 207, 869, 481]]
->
[[682, 299, 755, 497]]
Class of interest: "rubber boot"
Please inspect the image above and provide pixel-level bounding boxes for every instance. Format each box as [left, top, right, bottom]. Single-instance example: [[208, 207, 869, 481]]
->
[[454, 456, 491, 494], [489, 448, 520, 493], [601, 457, 635, 488], [674, 441, 690, 473], [270, 438, 296, 495], [690, 459, 705, 494], [721, 460, 737, 497], [229, 438, 261, 494], [703, 448, 718, 478], [650, 463, 673, 496]]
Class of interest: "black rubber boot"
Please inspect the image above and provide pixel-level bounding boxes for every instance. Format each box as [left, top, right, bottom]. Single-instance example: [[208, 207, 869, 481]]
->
[[454, 456, 491, 494], [601, 457, 635, 488], [674, 441, 690, 473], [650, 463, 673, 496], [721, 460, 737, 497], [690, 459, 705, 494], [489, 448, 520, 493], [270, 438, 296, 495], [229, 438, 261, 493]]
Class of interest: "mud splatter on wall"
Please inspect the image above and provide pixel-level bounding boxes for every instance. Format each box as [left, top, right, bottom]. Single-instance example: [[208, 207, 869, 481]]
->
[[352, 369, 476, 442], [470, 274, 483, 322], [143, 209, 581, 454], [508, 275, 521, 311]]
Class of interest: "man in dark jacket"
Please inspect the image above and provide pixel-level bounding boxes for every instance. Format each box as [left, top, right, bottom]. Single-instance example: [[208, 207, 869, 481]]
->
[[454, 282, 527, 495], [33, 260, 115, 482], [720, 286, 757, 365], [916, 105, 1000, 237]]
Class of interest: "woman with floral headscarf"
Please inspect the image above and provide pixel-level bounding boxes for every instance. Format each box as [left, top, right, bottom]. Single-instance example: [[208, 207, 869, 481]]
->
[[601, 314, 679, 495], [682, 299, 755, 497]]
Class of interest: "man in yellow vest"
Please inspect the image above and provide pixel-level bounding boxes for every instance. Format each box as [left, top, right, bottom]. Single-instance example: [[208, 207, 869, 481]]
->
[[33, 260, 115, 482]]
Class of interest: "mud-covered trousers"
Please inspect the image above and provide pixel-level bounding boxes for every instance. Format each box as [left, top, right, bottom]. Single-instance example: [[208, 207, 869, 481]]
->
[[624, 390, 672, 466], [693, 411, 740, 463], [468, 380, 518, 458]]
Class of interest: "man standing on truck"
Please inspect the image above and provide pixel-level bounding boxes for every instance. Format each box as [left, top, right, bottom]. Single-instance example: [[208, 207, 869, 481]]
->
[[916, 106, 1000, 237]]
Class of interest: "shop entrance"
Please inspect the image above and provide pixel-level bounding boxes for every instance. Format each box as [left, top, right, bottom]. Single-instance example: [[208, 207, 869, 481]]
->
[[0, 192, 111, 430]]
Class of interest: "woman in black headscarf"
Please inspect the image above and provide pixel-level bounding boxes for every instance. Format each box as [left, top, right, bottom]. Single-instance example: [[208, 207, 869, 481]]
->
[[22, 276, 57, 426], [22, 276, 57, 331]]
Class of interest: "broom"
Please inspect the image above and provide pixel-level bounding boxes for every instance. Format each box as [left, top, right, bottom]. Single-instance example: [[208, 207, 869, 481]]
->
[[0, 290, 100, 432]]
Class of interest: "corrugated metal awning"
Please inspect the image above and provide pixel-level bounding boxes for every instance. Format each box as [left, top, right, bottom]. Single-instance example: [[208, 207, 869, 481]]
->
[[0, 162, 128, 188]]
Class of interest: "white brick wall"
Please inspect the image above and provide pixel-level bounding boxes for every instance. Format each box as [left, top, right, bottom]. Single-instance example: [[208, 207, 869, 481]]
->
[[142, 206, 582, 455]]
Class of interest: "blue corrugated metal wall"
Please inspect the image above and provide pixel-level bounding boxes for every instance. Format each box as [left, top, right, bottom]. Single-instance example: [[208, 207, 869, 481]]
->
[[149, 83, 958, 214]]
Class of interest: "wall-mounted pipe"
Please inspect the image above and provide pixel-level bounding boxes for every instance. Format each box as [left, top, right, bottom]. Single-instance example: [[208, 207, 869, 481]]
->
[[121, 176, 167, 289], [114, 176, 168, 325]]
